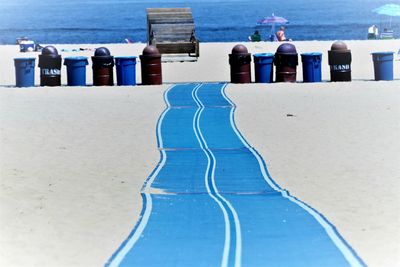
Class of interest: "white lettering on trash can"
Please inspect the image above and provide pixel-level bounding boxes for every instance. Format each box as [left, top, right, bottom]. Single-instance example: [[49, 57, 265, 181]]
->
[[331, 64, 350, 71], [41, 69, 61, 75]]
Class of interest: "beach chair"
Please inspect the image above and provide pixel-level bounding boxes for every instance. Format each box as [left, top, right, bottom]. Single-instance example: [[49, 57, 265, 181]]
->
[[146, 8, 199, 57], [380, 29, 394, 40]]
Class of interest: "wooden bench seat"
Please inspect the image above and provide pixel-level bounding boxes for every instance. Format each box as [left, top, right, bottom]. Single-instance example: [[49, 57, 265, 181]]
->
[[147, 8, 199, 57]]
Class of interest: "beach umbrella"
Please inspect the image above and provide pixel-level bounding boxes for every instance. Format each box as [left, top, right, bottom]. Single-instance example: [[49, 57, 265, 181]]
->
[[257, 13, 289, 40], [373, 4, 400, 28], [257, 14, 288, 25]]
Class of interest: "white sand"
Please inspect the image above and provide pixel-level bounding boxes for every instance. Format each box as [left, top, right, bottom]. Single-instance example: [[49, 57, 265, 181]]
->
[[1, 41, 400, 266], [227, 81, 400, 267], [0, 86, 168, 266]]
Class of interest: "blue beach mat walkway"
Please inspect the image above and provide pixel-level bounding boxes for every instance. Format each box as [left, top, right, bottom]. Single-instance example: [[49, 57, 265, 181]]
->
[[106, 83, 365, 267]]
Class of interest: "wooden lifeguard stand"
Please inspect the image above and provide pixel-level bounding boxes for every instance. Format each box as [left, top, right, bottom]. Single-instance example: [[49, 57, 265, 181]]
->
[[146, 8, 199, 57]]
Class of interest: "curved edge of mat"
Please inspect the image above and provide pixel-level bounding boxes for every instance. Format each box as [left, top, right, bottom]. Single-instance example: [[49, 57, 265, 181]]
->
[[105, 85, 176, 267], [221, 84, 366, 267]]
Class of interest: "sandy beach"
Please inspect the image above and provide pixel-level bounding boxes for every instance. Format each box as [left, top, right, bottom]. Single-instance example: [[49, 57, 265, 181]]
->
[[1, 40, 399, 267], [1, 40, 399, 86]]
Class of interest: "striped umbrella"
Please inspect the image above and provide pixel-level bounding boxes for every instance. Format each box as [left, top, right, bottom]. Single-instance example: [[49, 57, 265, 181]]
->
[[257, 13, 289, 41], [257, 14, 288, 25]]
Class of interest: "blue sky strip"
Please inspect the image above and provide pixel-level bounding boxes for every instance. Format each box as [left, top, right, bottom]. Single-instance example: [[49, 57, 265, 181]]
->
[[106, 83, 365, 267]]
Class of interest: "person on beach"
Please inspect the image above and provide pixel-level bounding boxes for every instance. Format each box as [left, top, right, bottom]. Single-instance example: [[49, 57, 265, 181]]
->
[[367, 25, 379, 39], [276, 26, 291, 41], [249, 30, 261, 42]]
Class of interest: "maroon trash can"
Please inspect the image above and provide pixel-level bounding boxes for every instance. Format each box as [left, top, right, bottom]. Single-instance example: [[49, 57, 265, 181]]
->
[[328, 41, 352, 82], [229, 44, 251, 83], [140, 45, 162, 85], [92, 47, 114, 86], [274, 43, 298, 82]]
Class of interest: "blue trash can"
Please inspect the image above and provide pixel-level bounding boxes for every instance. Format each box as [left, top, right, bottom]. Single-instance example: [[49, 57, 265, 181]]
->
[[14, 58, 36, 87], [115, 56, 137, 86], [301, 53, 322, 82], [371, 52, 394, 81], [64, 57, 88, 86], [253, 53, 274, 83]]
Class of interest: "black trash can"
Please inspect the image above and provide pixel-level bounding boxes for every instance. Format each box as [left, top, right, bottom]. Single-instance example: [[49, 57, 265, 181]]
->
[[229, 44, 252, 83], [140, 45, 162, 85], [38, 46, 62, 86], [92, 47, 114, 86], [274, 43, 298, 82], [328, 41, 352, 82]]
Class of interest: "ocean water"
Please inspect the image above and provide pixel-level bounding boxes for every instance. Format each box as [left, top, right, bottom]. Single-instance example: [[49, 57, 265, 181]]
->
[[0, 0, 399, 44]]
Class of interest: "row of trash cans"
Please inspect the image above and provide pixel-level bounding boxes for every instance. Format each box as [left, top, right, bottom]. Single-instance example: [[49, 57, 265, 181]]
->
[[13, 42, 396, 87], [14, 45, 163, 87], [229, 41, 396, 84]]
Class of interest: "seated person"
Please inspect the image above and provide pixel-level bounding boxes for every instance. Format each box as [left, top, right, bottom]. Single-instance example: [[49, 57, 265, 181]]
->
[[269, 33, 278, 42], [276, 26, 291, 41], [249, 30, 261, 42]]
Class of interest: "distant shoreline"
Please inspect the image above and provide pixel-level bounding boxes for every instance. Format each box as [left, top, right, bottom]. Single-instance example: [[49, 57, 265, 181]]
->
[[1, 38, 399, 46]]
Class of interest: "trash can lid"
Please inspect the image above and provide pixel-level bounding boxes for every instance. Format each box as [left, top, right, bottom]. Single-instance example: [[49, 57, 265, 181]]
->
[[371, 51, 394, 55], [94, 47, 111, 56], [64, 56, 88, 60], [253, 53, 274, 58], [42, 46, 59, 56], [231, 44, 248, 54], [330, 41, 348, 51], [114, 56, 137, 59], [142, 45, 160, 56], [64, 57, 89, 66], [14, 57, 36, 61], [276, 43, 297, 54], [301, 52, 322, 57]]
